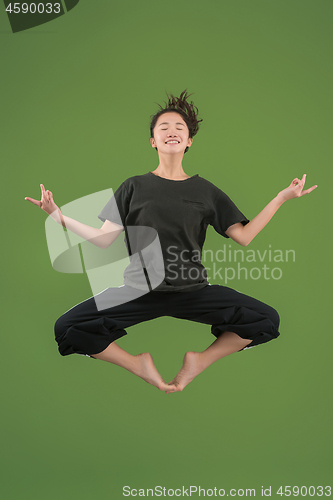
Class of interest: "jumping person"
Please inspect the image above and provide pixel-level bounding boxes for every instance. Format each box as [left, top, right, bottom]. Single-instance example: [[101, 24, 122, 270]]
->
[[25, 90, 317, 394]]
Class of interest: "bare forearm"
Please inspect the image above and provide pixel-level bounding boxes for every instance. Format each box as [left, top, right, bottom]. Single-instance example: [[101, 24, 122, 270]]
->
[[242, 194, 284, 246], [226, 174, 317, 246], [50, 209, 115, 249]]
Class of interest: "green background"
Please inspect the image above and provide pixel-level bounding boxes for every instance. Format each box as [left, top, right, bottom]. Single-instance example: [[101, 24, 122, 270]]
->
[[1, 1, 332, 498]]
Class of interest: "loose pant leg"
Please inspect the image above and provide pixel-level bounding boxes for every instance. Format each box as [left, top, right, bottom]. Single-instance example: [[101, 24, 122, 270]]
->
[[54, 286, 172, 357], [167, 284, 280, 348], [54, 283, 280, 358]]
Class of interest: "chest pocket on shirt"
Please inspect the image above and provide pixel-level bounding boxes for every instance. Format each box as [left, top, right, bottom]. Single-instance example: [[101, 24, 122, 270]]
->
[[182, 199, 205, 207]]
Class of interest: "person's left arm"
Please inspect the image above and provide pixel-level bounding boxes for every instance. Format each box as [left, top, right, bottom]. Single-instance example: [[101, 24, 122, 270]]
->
[[225, 174, 318, 246]]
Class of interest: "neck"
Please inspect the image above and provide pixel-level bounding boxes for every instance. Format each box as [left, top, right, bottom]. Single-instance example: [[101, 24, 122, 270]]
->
[[153, 152, 188, 179]]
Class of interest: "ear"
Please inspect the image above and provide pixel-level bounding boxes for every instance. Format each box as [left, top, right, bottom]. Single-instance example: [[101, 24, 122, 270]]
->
[[150, 137, 156, 148], [187, 137, 193, 148]]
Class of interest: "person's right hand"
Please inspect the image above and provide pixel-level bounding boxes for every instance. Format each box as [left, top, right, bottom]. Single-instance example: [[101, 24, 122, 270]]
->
[[25, 184, 60, 216]]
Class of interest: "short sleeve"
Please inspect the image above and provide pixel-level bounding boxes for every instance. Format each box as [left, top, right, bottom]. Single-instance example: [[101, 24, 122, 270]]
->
[[97, 181, 130, 227], [211, 188, 250, 238]]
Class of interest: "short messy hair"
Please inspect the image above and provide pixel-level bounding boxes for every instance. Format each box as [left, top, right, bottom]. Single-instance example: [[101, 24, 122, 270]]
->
[[150, 89, 203, 153]]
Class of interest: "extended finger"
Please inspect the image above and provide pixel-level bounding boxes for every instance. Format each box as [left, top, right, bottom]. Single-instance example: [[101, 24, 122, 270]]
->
[[300, 173, 306, 186], [40, 184, 47, 201], [25, 197, 41, 206], [299, 174, 307, 189], [301, 185, 318, 195]]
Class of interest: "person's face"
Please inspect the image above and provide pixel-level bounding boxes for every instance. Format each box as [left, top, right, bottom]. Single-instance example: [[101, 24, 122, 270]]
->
[[150, 111, 193, 154]]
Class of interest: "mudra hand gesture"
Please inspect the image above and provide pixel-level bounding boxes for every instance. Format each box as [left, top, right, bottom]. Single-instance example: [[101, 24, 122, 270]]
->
[[25, 184, 60, 217], [278, 174, 317, 202]]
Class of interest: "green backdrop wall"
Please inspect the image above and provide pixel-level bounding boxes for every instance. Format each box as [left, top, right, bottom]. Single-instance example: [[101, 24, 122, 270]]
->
[[1, 1, 332, 499]]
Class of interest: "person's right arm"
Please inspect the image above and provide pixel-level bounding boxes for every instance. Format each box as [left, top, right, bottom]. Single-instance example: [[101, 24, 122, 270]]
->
[[25, 184, 123, 249]]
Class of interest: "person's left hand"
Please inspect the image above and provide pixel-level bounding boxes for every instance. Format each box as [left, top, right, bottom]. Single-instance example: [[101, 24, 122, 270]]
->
[[277, 174, 317, 203]]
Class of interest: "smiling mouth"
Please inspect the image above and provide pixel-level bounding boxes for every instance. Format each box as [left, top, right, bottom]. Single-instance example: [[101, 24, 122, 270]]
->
[[165, 141, 180, 144]]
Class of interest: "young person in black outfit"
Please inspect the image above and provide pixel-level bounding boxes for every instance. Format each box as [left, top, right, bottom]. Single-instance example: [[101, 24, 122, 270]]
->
[[25, 90, 317, 393]]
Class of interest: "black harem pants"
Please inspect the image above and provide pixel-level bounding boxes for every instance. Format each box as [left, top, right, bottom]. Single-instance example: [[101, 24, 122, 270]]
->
[[54, 284, 280, 358]]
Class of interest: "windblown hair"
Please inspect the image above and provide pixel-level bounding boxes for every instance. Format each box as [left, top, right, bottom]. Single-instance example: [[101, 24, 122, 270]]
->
[[150, 89, 203, 153]]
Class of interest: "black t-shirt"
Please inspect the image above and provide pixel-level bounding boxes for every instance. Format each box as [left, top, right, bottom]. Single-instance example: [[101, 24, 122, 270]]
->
[[98, 172, 250, 292]]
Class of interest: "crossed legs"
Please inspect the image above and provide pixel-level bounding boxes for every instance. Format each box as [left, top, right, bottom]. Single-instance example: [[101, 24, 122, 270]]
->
[[91, 331, 252, 393], [166, 331, 252, 393], [91, 343, 177, 392], [56, 286, 276, 392]]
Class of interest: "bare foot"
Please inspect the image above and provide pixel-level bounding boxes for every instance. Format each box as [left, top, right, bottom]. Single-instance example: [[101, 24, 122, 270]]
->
[[134, 353, 177, 392], [165, 351, 204, 394]]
